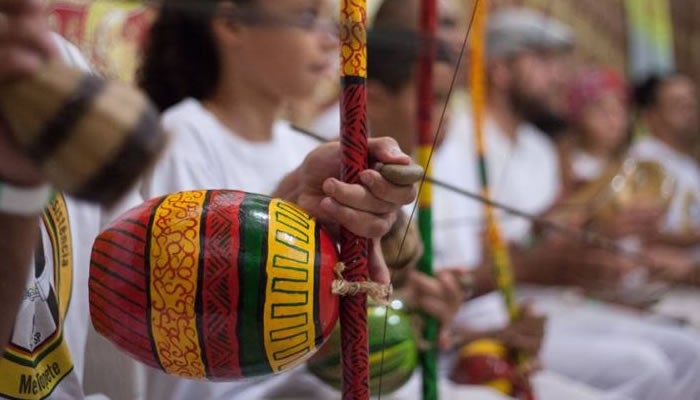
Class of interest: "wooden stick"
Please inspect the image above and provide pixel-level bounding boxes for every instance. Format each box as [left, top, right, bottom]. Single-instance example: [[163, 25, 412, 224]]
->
[[339, 1, 371, 398]]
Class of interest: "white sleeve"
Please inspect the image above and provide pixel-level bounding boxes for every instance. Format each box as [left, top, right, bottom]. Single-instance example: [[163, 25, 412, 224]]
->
[[139, 128, 219, 201], [543, 140, 563, 209], [84, 395, 110, 400], [99, 187, 144, 228], [50, 32, 94, 73]]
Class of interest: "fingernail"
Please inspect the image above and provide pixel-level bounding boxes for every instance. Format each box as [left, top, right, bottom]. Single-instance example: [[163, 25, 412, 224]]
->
[[323, 179, 335, 195], [360, 172, 374, 186], [321, 197, 338, 213]]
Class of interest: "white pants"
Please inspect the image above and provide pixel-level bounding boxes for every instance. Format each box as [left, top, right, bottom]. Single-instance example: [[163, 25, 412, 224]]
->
[[543, 304, 700, 400], [457, 289, 700, 400], [142, 357, 608, 400]]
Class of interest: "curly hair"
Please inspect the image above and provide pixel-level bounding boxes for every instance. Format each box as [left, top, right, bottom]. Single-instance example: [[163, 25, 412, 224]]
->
[[137, 0, 255, 112]]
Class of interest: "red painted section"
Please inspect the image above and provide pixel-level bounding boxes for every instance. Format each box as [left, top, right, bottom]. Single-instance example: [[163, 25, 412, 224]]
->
[[339, 80, 370, 399], [200, 190, 245, 380], [318, 230, 340, 343], [89, 199, 161, 368]]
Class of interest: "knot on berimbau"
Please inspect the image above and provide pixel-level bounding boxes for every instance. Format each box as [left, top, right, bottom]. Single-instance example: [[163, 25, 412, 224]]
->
[[332, 262, 393, 305]]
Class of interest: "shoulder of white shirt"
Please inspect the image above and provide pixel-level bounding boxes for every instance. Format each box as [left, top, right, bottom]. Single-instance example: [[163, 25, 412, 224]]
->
[[50, 32, 93, 74]]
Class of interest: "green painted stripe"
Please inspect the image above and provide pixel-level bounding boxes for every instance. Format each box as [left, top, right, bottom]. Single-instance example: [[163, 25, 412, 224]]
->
[[312, 340, 416, 392], [195, 191, 212, 378], [417, 209, 433, 276], [237, 193, 273, 376], [312, 339, 414, 374], [478, 156, 490, 187], [2, 333, 65, 368], [312, 227, 323, 348]]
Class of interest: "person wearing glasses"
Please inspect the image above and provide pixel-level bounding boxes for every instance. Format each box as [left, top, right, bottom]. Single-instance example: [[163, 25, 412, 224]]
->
[[135, 0, 416, 399], [0, 0, 417, 399]]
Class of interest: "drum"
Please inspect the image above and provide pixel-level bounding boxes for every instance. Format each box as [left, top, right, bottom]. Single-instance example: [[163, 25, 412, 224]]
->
[[89, 190, 340, 380], [308, 300, 418, 394], [0, 62, 165, 205]]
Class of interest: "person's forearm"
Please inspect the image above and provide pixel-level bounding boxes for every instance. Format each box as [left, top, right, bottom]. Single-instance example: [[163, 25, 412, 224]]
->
[[470, 263, 497, 297], [464, 245, 562, 297], [441, 243, 566, 299], [511, 244, 566, 286], [451, 327, 502, 349], [652, 232, 700, 248], [0, 213, 40, 354]]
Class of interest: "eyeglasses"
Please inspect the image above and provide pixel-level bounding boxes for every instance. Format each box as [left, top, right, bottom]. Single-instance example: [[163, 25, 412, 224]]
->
[[227, 7, 340, 37]]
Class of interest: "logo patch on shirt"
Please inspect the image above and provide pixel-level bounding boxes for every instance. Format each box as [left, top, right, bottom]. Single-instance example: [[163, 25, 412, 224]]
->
[[0, 194, 74, 400]]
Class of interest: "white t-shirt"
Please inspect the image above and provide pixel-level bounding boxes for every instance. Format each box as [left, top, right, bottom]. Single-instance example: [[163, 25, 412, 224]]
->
[[570, 149, 607, 182], [431, 110, 561, 331], [0, 194, 102, 400], [629, 135, 700, 234], [141, 99, 319, 199], [309, 101, 341, 140], [139, 98, 321, 400], [433, 110, 561, 270], [0, 35, 105, 400]]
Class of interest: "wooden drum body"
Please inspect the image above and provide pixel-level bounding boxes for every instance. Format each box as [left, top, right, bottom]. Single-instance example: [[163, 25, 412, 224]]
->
[[0, 62, 165, 205], [89, 190, 340, 380], [308, 300, 418, 394], [450, 339, 526, 398]]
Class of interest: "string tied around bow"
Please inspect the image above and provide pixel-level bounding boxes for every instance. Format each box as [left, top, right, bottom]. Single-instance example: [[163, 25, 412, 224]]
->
[[332, 262, 393, 306]]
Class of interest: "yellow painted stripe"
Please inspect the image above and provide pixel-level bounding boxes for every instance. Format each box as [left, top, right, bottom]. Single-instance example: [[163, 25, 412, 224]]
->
[[43, 193, 73, 323], [488, 379, 514, 396], [0, 336, 73, 398], [417, 145, 433, 207], [149, 191, 207, 378], [460, 339, 508, 358], [340, 0, 368, 78], [263, 199, 318, 372]]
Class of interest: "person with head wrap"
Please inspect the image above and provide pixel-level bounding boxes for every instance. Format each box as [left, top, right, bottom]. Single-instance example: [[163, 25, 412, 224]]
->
[[432, 7, 700, 400]]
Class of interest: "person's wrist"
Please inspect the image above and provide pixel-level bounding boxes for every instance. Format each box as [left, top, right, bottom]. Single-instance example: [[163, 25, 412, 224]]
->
[[455, 270, 476, 301], [0, 175, 44, 187], [0, 179, 53, 216]]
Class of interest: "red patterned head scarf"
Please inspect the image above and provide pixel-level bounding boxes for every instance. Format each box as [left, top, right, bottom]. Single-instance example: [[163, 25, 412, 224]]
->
[[568, 68, 627, 122]]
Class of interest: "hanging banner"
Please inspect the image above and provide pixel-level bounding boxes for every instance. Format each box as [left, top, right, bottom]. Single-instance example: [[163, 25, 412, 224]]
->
[[625, 0, 675, 81], [47, 1, 154, 82]]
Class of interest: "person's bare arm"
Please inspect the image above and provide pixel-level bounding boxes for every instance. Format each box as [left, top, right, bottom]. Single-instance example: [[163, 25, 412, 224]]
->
[[511, 238, 637, 292], [0, 0, 57, 353], [453, 244, 566, 298], [0, 214, 40, 351], [0, 127, 46, 354], [652, 231, 700, 248], [450, 304, 546, 357]]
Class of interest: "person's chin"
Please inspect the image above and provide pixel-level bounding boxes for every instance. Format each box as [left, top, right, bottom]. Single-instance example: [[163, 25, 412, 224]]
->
[[309, 63, 332, 77]]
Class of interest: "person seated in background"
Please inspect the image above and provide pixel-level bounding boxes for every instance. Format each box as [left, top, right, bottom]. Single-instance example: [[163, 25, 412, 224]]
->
[[555, 68, 698, 288], [363, 25, 608, 400], [132, 0, 418, 399], [432, 7, 700, 400], [307, 0, 469, 141], [558, 68, 630, 193], [631, 74, 700, 252]]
